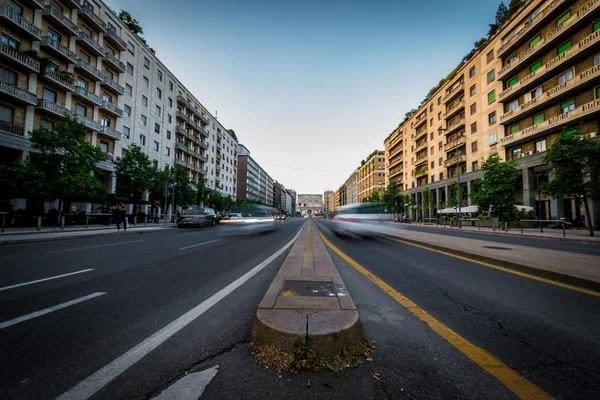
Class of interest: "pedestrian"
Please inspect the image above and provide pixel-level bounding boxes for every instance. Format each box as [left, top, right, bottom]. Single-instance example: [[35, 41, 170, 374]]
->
[[116, 202, 127, 232]]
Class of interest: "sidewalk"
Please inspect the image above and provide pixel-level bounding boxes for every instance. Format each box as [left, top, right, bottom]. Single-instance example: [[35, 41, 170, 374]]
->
[[389, 221, 600, 243], [0, 223, 177, 245], [362, 223, 600, 293]]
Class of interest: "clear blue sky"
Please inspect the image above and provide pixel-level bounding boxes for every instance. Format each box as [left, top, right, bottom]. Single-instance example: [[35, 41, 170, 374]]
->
[[107, 0, 501, 195]]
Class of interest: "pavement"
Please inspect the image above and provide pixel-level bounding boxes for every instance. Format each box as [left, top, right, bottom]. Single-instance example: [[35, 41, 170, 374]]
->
[[1, 217, 599, 399]]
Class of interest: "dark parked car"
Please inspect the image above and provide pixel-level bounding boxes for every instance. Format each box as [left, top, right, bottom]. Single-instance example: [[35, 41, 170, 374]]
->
[[177, 207, 217, 228]]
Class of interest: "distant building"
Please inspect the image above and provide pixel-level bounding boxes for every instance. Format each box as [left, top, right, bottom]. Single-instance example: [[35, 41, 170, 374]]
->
[[323, 190, 334, 213], [357, 152, 385, 202], [297, 194, 323, 215], [288, 189, 297, 215], [236, 144, 274, 206]]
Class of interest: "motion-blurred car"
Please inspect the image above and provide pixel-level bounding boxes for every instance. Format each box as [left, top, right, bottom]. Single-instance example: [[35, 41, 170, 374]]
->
[[220, 205, 280, 234], [177, 207, 217, 227], [331, 203, 384, 238], [275, 214, 287, 220]]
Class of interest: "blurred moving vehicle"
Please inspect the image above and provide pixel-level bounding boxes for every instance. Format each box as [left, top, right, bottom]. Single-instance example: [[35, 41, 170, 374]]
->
[[220, 204, 280, 234], [177, 207, 217, 227], [275, 214, 287, 220], [331, 202, 384, 238]]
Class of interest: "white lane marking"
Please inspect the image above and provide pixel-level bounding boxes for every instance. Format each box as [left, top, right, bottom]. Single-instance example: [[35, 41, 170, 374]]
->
[[0, 269, 95, 292], [57, 227, 303, 400], [0, 292, 106, 330], [47, 240, 145, 254], [179, 239, 221, 250], [176, 231, 206, 237], [152, 366, 219, 400]]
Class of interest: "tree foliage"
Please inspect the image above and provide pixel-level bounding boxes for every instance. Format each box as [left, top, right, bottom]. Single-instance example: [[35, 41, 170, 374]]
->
[[114, 144, 156, 201], [149, 165, 196, 212], [118, 10, 143, 35], [421, 187, 434, 219], [541, 128, 600, 236], [362, 189, 381, 203], [470, 153, 518, 222]]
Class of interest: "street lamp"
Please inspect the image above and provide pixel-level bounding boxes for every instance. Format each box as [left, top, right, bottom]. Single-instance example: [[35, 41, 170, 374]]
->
[[438, 127, 467, 227]]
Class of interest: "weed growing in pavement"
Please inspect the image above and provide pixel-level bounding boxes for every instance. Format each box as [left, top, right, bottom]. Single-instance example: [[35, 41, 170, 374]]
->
[[252, 337, 374, 373]]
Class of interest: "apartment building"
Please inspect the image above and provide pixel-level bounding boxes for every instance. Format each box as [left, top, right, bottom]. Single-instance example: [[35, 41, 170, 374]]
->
[[236, 143, 274, 206], [357, 151, 385, 202], [288, 189, 297, 215], [323, 190, 334, 213], [384, 0, 600, 226], [204, 119, 237, 199]]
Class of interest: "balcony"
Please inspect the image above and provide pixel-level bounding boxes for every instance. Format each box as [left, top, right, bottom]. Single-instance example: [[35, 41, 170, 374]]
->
[[414, 127, 428, 141], [445, 100, 465, 120], [445, 118, 466, 135], [104, 28, 127, 51], [501, 64, 600, 126], [100, 72, 125, 95], [37, 99, 71, 117], [498, 0, 600, 80], [40, 37, 77, 63], [73, 114, 100, 131], [0, 120, 25, 137], [415, 155, 428, 167], [414, 166, 428, 178], [198, 140, 209, 150], [442, 154, 466, 168], [0, 5, 41, 40], [414, 112, 427, 129], [73, 86, 102, 106], [175, 142, 190, 153], [414, 140, 427, 153], [101, 100, 123, 117], [0, 42, 39, 72], [75, 58, 104, 81], [43, 4, 78, 36], [98, 125, 122, 140], [0, 81, 37, 105], [23, 0, 44, 9], [176, 95, 209, 124], [497, 0, 572, 58], [443, 82, 465, 103], [501, 98, 600, 147], [63, 0, 80, 9], [443, 136, 467, 152], [499, 29, 600, 102], [102, 51, 126, 72], [77, 4, 106, 32], [175, 126, 188, 136], [77, 31, 105, 56], [39, 68, 75, 92]]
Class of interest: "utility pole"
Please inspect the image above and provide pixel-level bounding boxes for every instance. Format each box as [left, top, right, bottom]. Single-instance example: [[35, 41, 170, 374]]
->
[[171, 166, 176, 222]]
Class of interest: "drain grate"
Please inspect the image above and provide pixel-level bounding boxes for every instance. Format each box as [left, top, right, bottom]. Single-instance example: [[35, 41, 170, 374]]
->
[[482, 246, 512, 250], [279, 280, 336, 297]]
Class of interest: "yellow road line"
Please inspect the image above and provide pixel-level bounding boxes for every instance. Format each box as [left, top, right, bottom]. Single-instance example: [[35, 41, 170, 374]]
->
[[382, 235, 600, 298], [316, 227, 554, 400]]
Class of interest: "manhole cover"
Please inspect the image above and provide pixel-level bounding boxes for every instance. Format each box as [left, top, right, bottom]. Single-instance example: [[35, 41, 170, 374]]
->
[[482, 246, 512, 250], [280, 280, 336, 297]]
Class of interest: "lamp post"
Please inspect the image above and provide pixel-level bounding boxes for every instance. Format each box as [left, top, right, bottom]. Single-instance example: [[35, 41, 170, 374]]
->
[[438, 127, 467, 227]]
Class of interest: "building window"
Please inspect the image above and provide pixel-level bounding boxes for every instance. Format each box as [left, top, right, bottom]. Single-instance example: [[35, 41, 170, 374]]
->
[[165, 146, 171, 156], [167, 113, 172, 123], [43, 87, 57, 103], [438, 157, 443, 165], [512, 147, 522, 159], [535, 139, 547, 153], [152, 141, 159, 151], [430, 118, 434, 127], [156, 105, 161, 116], [487, 70, 495, 83], [127, 42, 135, 55], [157, 70, 163, 81], [438, 111, 442, 120], [142, 96, 148, 107], [79, 50, 90, 63], [169, 81, 173, 91], [139, 134, 146, 145], [488, 90, 496, 104], [530, 34, 541, 47], [1, 34, 18, 49], [101, 117, 110, 127], [155, 123, 160, 133], [156, 88, 162, 99], [127, 63, 134, 76], [438, 142, 442, 150], [531, 86, 543, 99], [439, 172, 444, 180], [124, 105, 131, 117], [533, 113, 544, 125], [561, 99, 575, 113], [75, 103, 87, 117], [508, 53, 517, 64], [471, 141, 478, 153], [471, 122, 477, 134], [530, 60, 542, 73], [470, 85, 476, 96], [558, 40, 572, 55], [123, 126, 130, 138], [508, 99, 518, 110], [40, 118, 53, 130], [430, 146, 434, 155], [144, 57, 150, 69], [559, 69, 573, 85], [126, 84, 133, 96], [557, 11, 571, 25], [141, 115, 147, 126], [472, 161, 478, 171], [429, 104, 433, 112], [438, 97, 442, 105], [510, 123, 520, 134], [508, 76, 518, 87], [166, 130, 171, 140], [168, 97, 173, 107], [488, 111, 496, 124], [486, 50, 494, 64], [469, 67, 476, 77], [470, 103, 476, 115], [143, 76, 149, 88]]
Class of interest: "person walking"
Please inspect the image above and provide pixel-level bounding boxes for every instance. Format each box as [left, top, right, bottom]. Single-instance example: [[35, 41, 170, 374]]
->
[[116, 202, 127, 232]]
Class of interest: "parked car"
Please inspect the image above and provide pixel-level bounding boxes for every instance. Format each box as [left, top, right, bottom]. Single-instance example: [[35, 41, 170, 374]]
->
[[177, 207, 217, 227]]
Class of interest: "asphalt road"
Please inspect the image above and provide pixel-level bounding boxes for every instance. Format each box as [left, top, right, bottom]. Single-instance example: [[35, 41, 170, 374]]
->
[[387, 223, 600, 256], [0, 219, 305, 399]]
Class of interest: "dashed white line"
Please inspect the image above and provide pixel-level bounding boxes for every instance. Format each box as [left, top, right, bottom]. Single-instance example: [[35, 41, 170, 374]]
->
[[176, 231, 206, 237], [178, 239, 222, 250], [0, 292, 106, 330], [56, 228, 303, 400], [47, 240, 145, 254], [0, 269, 95, 292]]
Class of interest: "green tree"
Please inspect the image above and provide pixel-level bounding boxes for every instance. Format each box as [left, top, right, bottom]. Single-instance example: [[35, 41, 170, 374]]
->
[[149, 165, 196, 215], [421, 187, 434, 219], [118, 10, 143, 35], [196, 176, 210, 206], [470, 153, 519, 224], [541, 128, 600, 236], [383, 179, 401, 218], [362, 189, 381, 203], [447, 181, 459, 208], [114, 144, 156, 202], [506, 0, 525, 19]]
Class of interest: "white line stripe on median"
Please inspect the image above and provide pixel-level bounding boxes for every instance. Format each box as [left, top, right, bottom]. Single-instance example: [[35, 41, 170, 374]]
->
[[57, 226, 303, 400], [47, 240, 145, 254], [0, 269, 95, 292], [0, 292, 106, 330], [178, 239, 221, 250]]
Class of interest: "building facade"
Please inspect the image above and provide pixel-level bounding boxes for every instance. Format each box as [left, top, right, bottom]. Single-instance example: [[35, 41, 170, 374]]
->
[[357, 152, 385, 202], [384, 0, 600, 226], [236, 143, 274, 206], [323, 190, 334, 213], [297, 193, 323, 215]]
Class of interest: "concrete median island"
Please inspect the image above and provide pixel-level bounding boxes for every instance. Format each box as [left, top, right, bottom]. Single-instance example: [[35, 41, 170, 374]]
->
[[253, 221, 362, 359]]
